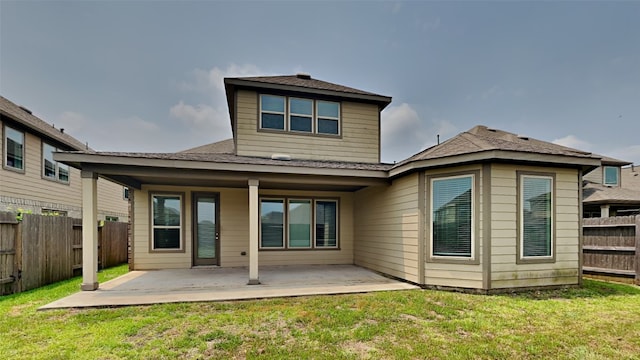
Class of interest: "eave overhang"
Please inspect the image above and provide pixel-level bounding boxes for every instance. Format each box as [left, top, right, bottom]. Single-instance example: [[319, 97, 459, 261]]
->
[[389, 150, 601, 179], [54, 152, 390, 191]]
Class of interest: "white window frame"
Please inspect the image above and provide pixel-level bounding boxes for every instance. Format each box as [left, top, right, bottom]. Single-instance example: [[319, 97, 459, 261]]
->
[[259, 198, 286, 249], [151, 193, 184, 251], [603, 166, 619, 186], [316, 100, 341, 136], [287, 199, 313, 249], [3, 124, 25, 171], [429, 174, 475, 260], [259, 95, 286, 131], [518, 174, 554, 261]]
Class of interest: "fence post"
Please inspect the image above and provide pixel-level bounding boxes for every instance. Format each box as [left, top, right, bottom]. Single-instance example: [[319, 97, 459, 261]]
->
[[635, 215, 640, 286], [14, 217, 23, 293]]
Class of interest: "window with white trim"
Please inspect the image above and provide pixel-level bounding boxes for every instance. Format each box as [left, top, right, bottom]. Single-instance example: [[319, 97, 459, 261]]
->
[[260, 197, 338, 249], [4, 125, 24, 171], [603, 166, 619, 186], [42, 142, 70, 183], [152, 194, 183, 250], [259, 94, 340, 136], [520, 175, 553, 259], [431, 174, 474, 258]]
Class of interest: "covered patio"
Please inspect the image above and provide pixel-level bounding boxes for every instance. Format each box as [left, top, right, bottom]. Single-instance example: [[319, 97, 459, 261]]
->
[[40, 265, 419, 310]]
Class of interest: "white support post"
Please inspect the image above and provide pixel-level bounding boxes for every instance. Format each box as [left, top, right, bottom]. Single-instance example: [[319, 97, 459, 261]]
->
[[81, 171, 99, 291], [600, 205, 610, 218], [248, 179, 260, 285]]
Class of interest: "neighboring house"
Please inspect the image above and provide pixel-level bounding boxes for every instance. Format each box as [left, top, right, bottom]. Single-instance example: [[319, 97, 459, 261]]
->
[[0, 96, 129, 221], [56, 74, 603, 292], [583, 157, 640, 217]]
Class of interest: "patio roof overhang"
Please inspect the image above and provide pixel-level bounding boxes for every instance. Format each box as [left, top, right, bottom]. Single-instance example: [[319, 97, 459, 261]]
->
[[54, 152, 390, 191]]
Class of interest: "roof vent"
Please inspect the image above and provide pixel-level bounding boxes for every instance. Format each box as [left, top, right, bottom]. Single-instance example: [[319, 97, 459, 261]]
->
[[517, 135, 529, 140], [487, 128, 497, 132], [18, 105, 33, 115], [296, 73, 311, 80], [271, 154, 291, 161]]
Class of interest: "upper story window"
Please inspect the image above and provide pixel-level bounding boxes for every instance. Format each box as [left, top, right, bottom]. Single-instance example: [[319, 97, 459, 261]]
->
[[260, 95, 286, 130], [317, 101, 340, 135], [42, 142, 70, 183], [603, 166, 619, 186], [260, 94, 340, 136], [4, 125, 24, 171]]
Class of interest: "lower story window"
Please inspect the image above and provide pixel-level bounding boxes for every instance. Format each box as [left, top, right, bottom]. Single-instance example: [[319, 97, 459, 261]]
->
[[520, 174, 554, 259], [152, 194, 183, 250], [260, 197, 338, 249], [431, 174, 474, 258]]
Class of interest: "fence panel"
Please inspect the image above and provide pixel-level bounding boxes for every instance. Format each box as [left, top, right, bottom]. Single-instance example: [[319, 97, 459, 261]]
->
[[0, 212, 128, 295], [583, 215, 639, 284], [0, 212, 19, 295]]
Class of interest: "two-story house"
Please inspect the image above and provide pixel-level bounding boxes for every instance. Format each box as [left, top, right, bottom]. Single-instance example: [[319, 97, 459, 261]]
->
[[583, 157, 640, 217], [1, 96, 128, 221], [56, 74, 602, 292]]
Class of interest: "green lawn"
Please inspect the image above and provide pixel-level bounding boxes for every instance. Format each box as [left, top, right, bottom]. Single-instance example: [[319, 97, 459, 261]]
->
[[1, 265, 639, 360]]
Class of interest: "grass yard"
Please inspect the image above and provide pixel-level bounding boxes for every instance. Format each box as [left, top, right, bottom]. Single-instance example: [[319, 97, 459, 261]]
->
[[1, 265, 639, 360]]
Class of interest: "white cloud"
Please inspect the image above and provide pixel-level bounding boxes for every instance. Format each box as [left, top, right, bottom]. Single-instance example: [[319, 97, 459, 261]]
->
[[552, 134, 593, 151], [169, 101, 231, 140], [381, 103, 457, 163]]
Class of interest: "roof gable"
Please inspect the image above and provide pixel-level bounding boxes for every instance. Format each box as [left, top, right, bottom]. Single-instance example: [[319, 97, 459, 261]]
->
[[0, 95, 88, 151]]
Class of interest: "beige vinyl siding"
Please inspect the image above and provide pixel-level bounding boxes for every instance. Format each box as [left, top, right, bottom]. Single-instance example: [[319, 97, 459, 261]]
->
[[1, 120, 130, 220], [235, 90, 380, 163], [354, 173, 420, 283], [490, 164, 580, 288], [583, 166, 602, 184], [423, 165, 485, 289], [97, 178, 129, 220], [132, 185, 354, 270]]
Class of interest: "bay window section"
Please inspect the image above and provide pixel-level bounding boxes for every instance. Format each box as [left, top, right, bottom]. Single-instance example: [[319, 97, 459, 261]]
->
[[260, 95, 285, 130], [152, 194, 183, 250], [315, 200, 337, 248], [289, 98, 313, 133], [288, 200, 311, 248], [4, 125, 24, 170], [519, 174, 554, 260], [260, 199, 285, 248], [431, 175, 473, 258], [317, 101, 340, 135]]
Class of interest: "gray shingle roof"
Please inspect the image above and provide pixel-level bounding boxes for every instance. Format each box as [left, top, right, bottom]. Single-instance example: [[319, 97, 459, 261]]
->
[[227, 75, 388, 98], [583, 180, 640, 204], [0, 95, 89, 151], [179, 139, 234, 154], [396, 125, 598, 167], [621, 166, 640, 191], [66, 150, 393, 172]]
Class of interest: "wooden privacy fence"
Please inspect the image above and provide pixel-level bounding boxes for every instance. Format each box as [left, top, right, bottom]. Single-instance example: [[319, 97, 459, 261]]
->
[[582, 215, 640, 285], [0, 212, 128, 295]]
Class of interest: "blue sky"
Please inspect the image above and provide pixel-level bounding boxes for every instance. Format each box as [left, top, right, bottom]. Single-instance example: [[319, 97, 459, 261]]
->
[[1, 1, 639, 164]]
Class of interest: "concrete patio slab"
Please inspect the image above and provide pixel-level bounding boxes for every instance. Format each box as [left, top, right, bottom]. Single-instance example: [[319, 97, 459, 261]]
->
[[40, 265, 419, 310]]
